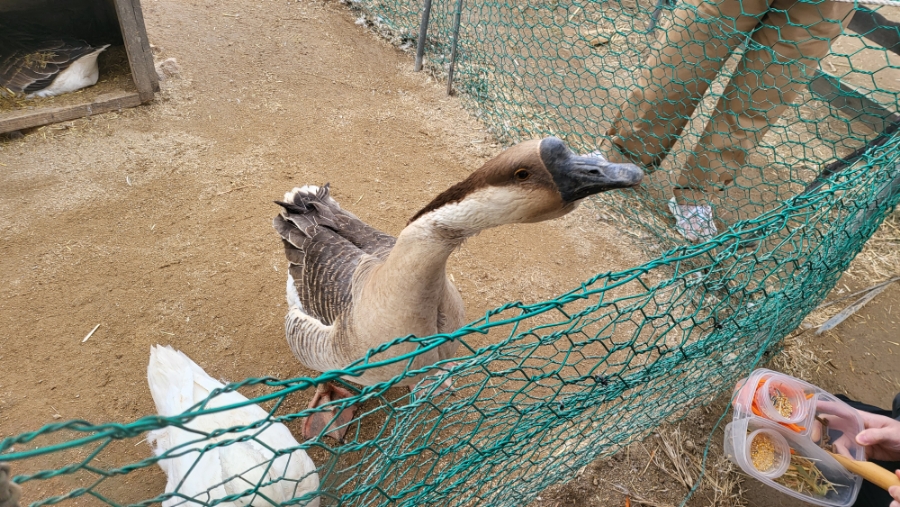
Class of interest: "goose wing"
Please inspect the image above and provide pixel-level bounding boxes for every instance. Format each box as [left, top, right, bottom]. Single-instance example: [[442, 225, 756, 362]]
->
[[294, 183, 396, 256], [274, 185, 396, 324], [0, 33, 98, 94]]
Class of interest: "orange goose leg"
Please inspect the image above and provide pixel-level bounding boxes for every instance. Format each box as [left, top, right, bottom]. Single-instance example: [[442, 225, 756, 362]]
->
[[303, 383, 357, 442]]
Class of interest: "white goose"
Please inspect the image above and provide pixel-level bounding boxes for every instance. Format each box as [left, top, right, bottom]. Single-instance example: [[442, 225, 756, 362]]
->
[[147, 345, 320, 507], [273, 137, 642, 440]]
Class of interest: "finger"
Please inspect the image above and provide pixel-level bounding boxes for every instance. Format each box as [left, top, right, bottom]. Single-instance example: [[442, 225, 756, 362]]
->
[[811, 420, 822, 442], [857, 411, 895, 430], [856, 427, 893, 446]]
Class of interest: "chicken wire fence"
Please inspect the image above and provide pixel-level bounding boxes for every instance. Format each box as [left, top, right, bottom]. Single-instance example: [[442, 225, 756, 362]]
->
[[3, 0, 900, 505]]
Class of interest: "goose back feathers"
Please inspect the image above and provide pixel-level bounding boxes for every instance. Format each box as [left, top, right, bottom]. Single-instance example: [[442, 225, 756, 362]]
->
[[274, 184, 395, 325]]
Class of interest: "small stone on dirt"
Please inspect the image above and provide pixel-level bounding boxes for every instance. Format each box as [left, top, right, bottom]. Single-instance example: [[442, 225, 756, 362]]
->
[[157, 58, 182, 80]]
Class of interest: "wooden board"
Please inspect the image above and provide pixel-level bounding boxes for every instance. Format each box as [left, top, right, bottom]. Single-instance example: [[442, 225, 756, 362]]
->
[[0, 90, 142, 134], [809, 70, 900, 134], [848, 7, 900, 57], [114, 0, 159, 102]]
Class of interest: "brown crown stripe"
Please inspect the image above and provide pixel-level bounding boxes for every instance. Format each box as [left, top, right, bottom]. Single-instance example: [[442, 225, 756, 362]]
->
[[408, 139, 547, 224]]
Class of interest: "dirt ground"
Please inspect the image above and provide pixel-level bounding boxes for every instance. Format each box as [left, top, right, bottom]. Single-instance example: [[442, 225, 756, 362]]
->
[[1, 0, 898, 505], [0, 0, 650, 503]]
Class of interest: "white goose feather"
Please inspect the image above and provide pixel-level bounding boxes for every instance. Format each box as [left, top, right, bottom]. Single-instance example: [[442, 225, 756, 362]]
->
[[146, 345, 320, 507]]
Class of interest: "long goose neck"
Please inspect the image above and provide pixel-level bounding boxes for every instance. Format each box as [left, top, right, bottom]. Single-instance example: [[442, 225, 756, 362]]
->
[[341, 218, 463, 360], [374, 219, 465, 293]]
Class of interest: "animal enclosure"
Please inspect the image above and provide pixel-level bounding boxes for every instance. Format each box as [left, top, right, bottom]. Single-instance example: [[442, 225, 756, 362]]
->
[[1, 0, 899, 505], [0, 0, 157, 134]]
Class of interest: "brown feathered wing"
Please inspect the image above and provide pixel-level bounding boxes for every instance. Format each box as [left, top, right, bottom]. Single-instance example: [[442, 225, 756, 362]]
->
[[273, 185, 396, 325]]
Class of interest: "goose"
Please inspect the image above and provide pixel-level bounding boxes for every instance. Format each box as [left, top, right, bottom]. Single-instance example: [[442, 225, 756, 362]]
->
[[0, 462, 21, 507], [146, 345, 320, 507], [0, 26, 109, 99], [273, 137, 642, 440]]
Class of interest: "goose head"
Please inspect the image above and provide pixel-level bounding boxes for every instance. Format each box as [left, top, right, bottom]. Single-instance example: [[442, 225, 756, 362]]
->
[[408, 137, 643, 237]]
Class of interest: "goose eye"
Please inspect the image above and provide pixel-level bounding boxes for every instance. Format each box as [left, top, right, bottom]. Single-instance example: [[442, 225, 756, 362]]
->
[[514, 169, 530, 181]]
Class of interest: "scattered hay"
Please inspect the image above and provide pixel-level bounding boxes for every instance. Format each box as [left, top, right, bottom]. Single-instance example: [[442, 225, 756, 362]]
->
[[842, 209, 900, 285], [771, 329, 824, 386], [652, 427, 748, 507], [23, 51, 59, 69], [586, 424, 747, 507], [653, 428, 696, 490]]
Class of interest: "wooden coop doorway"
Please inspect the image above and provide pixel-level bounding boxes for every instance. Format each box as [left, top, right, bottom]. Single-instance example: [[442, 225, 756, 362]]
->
[[0, 0, 158, 134]]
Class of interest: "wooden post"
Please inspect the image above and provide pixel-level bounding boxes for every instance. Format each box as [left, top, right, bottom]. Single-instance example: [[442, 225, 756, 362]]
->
[[114, 0, 158, 102]]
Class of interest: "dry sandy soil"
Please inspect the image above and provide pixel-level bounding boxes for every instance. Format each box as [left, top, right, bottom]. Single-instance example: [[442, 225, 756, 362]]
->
[[1, 0, 898, 505], [0, 0, 649, 502]]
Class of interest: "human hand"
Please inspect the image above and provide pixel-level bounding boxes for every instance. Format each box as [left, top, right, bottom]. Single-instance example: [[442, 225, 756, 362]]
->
[[889, 471, 900, 507], [855, 411, 900, 462], [810, 399, 865, 458]]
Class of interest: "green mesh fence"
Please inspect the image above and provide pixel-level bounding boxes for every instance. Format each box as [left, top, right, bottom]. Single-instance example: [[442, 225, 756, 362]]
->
[[3, 0, 900, 505]]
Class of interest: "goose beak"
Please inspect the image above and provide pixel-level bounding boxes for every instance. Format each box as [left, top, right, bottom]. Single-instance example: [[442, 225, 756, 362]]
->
[[540, 137, 644, 203]]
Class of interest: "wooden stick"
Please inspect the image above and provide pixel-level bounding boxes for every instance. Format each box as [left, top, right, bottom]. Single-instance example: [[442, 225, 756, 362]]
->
[[816, 281, 895, 334], [641, 447, 657, 475], [827, 451, 900, 491], [216, 185, 253, 195]]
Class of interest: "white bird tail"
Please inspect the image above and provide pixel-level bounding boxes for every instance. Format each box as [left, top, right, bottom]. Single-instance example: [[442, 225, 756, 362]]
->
[[146, 345, 320, 507], [287, 273, 304, 311], [146, 345, 230, 506], [147, 345, 196, 416]]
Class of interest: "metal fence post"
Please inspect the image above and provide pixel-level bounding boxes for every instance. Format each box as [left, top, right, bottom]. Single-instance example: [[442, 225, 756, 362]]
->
[[414, 0, 434, 71], [446, 0, 464, 94]]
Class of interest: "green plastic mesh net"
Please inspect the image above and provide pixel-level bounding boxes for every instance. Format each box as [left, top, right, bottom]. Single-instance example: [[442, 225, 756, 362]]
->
[[2, 0, 899, 505]]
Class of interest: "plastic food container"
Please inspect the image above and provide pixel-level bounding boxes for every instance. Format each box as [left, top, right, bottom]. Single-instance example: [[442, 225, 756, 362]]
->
[[725, 369, 865, 507], [745, 427, 791, 478], [754, 375, 809, 425]]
